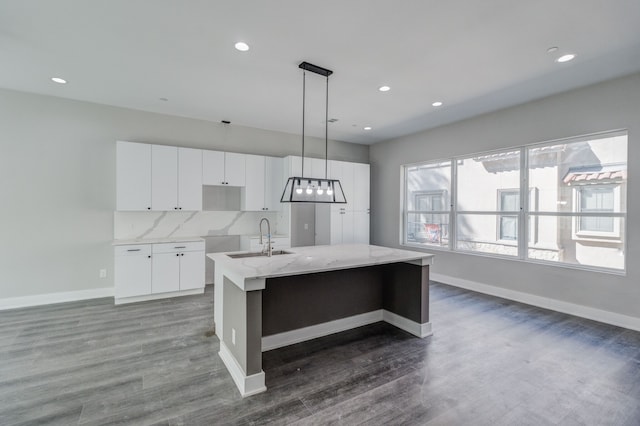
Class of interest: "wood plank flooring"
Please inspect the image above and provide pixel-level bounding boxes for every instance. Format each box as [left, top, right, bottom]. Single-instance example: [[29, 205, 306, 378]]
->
[[1, 282, 639, 425]]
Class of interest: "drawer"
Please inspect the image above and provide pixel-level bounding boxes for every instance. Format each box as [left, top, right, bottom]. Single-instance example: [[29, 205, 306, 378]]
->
[[114, 244, 152, 257], [152, 241, 205, 254]]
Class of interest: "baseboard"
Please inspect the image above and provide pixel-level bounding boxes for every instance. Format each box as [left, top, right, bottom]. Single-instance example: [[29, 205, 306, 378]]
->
[[383, 310, 433, 338], [431, 273, 640, 332], [0, 287, 114, 311], [219, 341, 266, 397], [262, 310, 384, 352], [114, 288, 204, 305], [261, 309, 433, 351]]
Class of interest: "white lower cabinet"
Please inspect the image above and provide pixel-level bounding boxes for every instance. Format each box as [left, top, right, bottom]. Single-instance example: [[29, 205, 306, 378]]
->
[[114, 245, 152, 298], [114, 240, 205, 303]]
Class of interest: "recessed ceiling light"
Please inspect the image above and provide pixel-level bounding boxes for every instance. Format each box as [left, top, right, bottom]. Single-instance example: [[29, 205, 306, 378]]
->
[[547, 47, 559, 53], [234, 42, 249, 52], [51, 77, 67, 84], [556, 54, 576, 63], [159, 97, 168, 102], [378, 86, 390, 92], [364, 126, 372, 130], [432, 101, 443, 107]]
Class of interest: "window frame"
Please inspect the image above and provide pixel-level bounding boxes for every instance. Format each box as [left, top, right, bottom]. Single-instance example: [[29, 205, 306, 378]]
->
[[401, 130, 627, 275]]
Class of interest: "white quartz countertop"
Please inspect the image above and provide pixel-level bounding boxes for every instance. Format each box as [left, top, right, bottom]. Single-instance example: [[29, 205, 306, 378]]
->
[[112, 236, 205, 246], [207, 244, 434, 283]]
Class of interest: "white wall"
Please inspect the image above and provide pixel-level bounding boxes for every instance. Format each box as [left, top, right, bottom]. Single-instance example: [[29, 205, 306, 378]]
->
[[0, 88, 368, 300], [370, 72, 640, 321]]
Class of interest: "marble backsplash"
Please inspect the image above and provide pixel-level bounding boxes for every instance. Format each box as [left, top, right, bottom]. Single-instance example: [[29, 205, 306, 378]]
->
[[113, 210, 283, 241]]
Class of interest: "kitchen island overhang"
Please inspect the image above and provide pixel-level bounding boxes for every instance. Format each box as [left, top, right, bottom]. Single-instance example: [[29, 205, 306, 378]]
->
[[208, 244, 434, 397]]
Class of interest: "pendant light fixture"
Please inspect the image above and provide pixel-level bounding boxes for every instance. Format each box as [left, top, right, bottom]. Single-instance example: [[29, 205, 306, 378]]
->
[[280, 62, 346, 203]]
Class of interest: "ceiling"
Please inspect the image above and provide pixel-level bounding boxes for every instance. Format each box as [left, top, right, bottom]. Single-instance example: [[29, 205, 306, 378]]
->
[[1, 1, 640, 145]]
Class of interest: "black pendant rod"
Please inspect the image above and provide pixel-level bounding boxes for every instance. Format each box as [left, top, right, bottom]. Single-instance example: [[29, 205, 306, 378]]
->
[[325, 75, 329, 179], [301, 70, 306, 177]]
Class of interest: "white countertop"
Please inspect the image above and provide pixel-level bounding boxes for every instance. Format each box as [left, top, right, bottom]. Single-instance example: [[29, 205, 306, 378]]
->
[[112, 236, 205, 246], [207, 244, 434, 284]]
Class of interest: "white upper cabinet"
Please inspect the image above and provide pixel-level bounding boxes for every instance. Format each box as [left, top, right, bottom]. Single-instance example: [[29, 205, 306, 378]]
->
[[178, 147, 203, 211], [225, 152, 246, 186], [117, 142, 202, 211], [202, 150, 225, 185], [151, 145, 179, 211], [243, 154, 266, 211], [203, 150, 246, 186], [116, 141, 152, 211], [242, 155, 283, 211], [265, 156, 284, 210]]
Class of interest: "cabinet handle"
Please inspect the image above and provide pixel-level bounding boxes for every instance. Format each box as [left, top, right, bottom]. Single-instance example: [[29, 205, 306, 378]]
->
[[147, 207, 151, 210], [181, 253, 184, 256], [179, 207, 182, 210], [127, 249, 141, 252], [174, 246, 186, 249], [148, 255, 151, 258], [176, 253, 179, 257]]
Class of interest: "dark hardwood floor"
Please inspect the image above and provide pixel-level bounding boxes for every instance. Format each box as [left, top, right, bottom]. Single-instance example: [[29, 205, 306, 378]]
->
[[1, 282, 639, 425]]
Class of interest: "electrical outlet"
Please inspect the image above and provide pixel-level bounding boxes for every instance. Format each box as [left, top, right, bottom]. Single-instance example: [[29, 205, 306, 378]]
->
[[231, 328, 236, 345], [99, 269, 107, 278]]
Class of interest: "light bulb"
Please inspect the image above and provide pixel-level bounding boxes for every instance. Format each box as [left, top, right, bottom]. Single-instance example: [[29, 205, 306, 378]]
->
[[295, 188, 303, 195], [317, 188, 324, 195], [327, 188, 333, 196], [306, 187, 313, 195]]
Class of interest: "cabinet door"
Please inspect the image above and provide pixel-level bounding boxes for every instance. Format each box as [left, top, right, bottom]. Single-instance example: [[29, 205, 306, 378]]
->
[[265, 156, 284, 211], [225, 152, 246, 186], [310, 158, 327, 179], [179, 251, 205, 290], [178, 147, 202, 211], [288, 156, 312, 177], [342, 210, 355, 244], [243, 154, 266, 211], [353, 211, 370, 244], [329, 161, 354, 206], [151, 145, 178, 211], [116, 141, 151, 211], [152, 252, 180, 293], [330, 209, 344, 244], [353, 163, 370, 211], [114, 251, 152, 298], [202, 150, 225, 185]]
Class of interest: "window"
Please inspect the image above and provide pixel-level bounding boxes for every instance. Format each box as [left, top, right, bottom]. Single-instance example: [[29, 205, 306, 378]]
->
[[455, 150, 520, 256], [404, 161, 450, 247], [402, 131, 627, 273], [498, 190, 519, 241], [577, 186, 614, 232]]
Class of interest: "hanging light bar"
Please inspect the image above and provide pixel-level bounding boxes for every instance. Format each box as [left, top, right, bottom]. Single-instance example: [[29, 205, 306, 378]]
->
[[280, 62, 347, 204]]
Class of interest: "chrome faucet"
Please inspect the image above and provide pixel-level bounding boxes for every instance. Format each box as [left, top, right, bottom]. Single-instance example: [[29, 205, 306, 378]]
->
[[259, 217, 272, 257]]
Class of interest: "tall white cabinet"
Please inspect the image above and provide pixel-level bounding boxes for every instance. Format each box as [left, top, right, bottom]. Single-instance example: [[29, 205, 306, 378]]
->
[[315, 160, 370, 245]]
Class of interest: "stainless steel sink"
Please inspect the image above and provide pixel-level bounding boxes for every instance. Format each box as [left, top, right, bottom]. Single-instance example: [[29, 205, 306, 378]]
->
[[227, 250, 291, 259]]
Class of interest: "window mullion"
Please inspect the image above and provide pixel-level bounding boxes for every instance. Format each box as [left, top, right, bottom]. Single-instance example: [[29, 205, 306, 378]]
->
[[450, 158, 457, 251], [519, 147, 528, 260]]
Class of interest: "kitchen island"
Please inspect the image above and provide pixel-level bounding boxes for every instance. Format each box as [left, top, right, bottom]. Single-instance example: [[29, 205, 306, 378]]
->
[[207, 244, 434, 397]]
